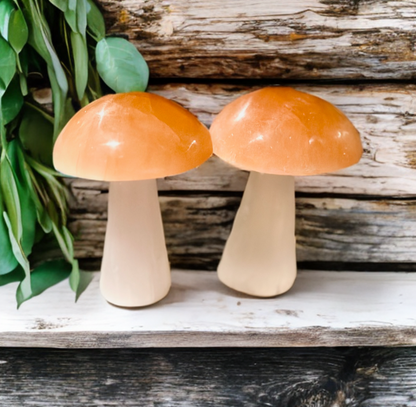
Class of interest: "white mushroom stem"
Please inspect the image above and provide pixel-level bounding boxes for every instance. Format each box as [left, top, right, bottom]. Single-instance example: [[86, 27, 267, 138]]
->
[[100, 180, 171, 307], [217, 172, 297, 297]]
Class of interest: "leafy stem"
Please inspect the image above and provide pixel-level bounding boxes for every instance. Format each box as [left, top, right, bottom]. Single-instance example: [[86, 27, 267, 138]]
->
[[0, 0, 149, 307]]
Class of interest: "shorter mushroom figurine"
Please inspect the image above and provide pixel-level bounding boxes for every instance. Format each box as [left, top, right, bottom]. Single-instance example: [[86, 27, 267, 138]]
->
[[210, 87, 362, 297], [54, 92, 212, 307]]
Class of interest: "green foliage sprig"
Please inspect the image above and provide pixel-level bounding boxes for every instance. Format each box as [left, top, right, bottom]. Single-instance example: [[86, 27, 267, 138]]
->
[[0, 0, 149, 307]]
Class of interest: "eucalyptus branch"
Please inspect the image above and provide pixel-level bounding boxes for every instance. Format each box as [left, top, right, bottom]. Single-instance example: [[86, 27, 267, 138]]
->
[[0, 0, 149, 307]]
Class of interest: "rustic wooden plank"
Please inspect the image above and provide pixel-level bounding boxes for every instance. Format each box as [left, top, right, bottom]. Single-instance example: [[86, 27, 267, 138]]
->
[[296, 198, 416, 263], [154, 83, 416, 196], [69, 192, 240, 267], [0, 347, 415, 406], [66, 83, 416, 196], [67, 190, 416, 266], [2, 270, 416, 348], [99, 0, 416, 80]]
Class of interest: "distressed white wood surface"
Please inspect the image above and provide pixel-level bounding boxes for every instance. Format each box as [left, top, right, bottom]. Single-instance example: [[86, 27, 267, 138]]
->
[[1, 270, 416, 348], [101, 0, 416, 79]]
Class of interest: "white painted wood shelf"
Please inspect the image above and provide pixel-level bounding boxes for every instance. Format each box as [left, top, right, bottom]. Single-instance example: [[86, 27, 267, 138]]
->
[[1, 270, 416, 348]]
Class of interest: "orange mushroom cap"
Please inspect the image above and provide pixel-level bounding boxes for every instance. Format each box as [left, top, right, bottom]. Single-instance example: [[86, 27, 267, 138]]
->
[[210, 87, 362, 176], [53, 92, 213, 181]]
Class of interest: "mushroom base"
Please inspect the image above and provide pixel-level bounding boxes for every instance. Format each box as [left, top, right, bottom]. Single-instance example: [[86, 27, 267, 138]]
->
[[100, 180, 171, 307], [217, 172, 296, 297]]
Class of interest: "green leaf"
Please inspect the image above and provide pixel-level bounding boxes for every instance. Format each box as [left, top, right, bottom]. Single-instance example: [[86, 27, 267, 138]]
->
[[76, 0, 87, 36], [18, 72, 28, 95], [3, 212, 31, 300], [16, 259, 72, 308], [0, 227, 17, 274], [22, 1, 68, 93], [0, 150, 22, 241], [48, 0, 68, 12], [62, 97, 76, 128], [64, 0, 78, 33], [69, 259, 93, 301], [62, 226, 74, 259], [0, 165, 18, 275], [0, 0, 15, 40], [0, 35, 16, 94], [41, 28, 68, 95], [18, 47, 28, 75], [96, 37, 149, 93], [1, 75, 23, 124], [86, 0, 105, 42], [48, 65, 67, 141], [71, 31, 88, 100], [8, 140, 38, 256], [8, 9, 28, 53], [64, 0, 87, 37], [24, 164, 53, 233], [86, 60, 102, 99], [68, 259, 79, 292], [0, 266, 24, 285], [26, 155, 69, 225], [19, 105, 54, 167], [21, 3, 50, 58], [52, 222, 73, 263]]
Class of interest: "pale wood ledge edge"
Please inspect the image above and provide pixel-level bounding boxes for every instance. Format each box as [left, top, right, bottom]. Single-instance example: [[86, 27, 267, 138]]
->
[[2, 270, 416, 349], [2, 327, 416, 348]]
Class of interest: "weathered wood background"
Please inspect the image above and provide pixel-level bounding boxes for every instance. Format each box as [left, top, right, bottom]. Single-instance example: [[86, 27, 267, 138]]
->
[[7, 1, 416, 405], [101, 0, 416, 80], [66, 0, 416, 270], [65, 0, 416, 270], [69, 83, 416, 268]]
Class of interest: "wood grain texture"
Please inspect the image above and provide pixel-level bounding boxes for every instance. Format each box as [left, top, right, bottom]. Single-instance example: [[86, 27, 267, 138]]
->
[[69, 83, 416, 196], [151, 83, 416, 197], [0, 347, 416, 406], [2, 270, 416, 348], [98, 0, 416, 80], [68, 186, 416, 267]]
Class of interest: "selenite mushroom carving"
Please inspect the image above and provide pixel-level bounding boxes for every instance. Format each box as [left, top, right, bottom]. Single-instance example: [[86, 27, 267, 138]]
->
[[210, 87, 362, 297], [53, 92, 212, 307]]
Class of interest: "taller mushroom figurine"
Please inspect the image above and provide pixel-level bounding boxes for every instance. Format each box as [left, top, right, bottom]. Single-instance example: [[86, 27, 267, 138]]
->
[[210, 87, 362, 297], [53, 92, 212, 307]]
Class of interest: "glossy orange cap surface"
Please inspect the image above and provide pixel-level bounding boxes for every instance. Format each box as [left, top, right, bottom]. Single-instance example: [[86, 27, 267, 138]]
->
[[210, 87, 362, 176], [53, 92, 213, 181]]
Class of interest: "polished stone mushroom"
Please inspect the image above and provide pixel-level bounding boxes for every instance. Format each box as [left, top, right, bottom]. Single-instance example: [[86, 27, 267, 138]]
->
[[54, 92, 212, 307], [210, 87, 362, 297]]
